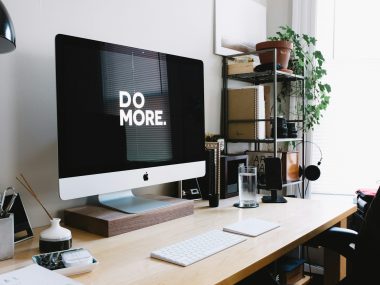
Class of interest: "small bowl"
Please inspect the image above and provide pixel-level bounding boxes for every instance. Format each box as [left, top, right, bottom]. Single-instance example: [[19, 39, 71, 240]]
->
[[32, 248, 99, 276]]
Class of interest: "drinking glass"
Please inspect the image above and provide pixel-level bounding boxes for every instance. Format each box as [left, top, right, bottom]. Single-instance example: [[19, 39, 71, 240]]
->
[[238, 166, 258, 208]]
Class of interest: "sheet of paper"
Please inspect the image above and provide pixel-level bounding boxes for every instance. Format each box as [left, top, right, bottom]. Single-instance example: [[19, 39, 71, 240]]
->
[[0, 264, 82, 285], [223, 218, 280, 237]]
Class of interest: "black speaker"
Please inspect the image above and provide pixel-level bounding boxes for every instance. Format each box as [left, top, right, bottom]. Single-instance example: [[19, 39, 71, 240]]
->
[[287, 122, 298, 138], [265, 157, 282, 190], [262, 157, 287, 203], [271, 117, 288, 138]]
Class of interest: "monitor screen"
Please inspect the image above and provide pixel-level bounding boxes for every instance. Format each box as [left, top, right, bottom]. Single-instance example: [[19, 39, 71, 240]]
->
[[55, 35, 205, 201]]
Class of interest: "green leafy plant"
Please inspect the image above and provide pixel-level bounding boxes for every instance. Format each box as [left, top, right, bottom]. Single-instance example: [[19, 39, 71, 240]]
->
[[268, 25, 331, 131]]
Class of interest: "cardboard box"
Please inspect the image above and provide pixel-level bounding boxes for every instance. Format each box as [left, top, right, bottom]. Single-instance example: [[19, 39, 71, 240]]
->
[[279, 258, 305, 285], [282, 152, 299, 182], [281, 264, 303, 285], [227, 87, 265, 139], [227, 62, 255, 75], [292, 275, 311, 285]]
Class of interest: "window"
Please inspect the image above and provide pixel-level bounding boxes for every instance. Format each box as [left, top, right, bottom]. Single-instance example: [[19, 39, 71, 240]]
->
[[311, 0, 380, 195]]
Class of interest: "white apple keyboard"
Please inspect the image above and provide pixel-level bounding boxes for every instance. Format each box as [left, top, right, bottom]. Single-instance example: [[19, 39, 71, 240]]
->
[[150, 230, 246, 266]]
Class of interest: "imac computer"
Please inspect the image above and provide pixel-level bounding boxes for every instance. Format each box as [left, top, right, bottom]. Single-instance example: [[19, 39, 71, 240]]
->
[[55, 34, 205, 214]]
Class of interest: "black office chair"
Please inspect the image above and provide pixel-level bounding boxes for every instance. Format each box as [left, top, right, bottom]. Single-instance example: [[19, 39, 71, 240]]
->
[[309, 188, 380, 285]]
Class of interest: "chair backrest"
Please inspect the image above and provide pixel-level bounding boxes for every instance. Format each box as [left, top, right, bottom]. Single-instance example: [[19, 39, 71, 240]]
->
[[352, 187, 380, 284]]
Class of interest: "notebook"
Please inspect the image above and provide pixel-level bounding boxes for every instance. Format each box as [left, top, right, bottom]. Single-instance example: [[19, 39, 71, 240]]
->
[[0, 264, 82, 285], [223, 218, 280, 237]]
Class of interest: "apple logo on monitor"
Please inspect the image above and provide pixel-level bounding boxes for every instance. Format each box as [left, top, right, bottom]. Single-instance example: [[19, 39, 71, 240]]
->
[[143, 172, 149, 181]]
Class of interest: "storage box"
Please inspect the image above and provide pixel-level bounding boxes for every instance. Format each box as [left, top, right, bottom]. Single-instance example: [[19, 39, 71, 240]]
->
[[227, 87, 265, 140], [282, 152, 300, 182], [293, 275, 311, 285], [279, 258, 305, 285], [281, 264, 304, 285], [227, 62, 255, 75]]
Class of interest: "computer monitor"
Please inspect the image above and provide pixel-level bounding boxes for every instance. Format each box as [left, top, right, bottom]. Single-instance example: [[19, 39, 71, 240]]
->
[[55, 34, 205, 213]]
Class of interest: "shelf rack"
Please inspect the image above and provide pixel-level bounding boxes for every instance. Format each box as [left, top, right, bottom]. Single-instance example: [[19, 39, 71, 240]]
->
[[221, 48, 307, 198], [227, 70, 304, 85]]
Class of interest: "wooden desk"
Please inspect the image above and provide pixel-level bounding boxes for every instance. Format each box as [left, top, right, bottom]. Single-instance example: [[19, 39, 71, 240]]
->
[[0, 197, 356, 285]]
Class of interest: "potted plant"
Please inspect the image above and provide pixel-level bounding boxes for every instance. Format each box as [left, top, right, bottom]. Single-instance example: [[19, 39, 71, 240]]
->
[[266, 25, 331, 131], [256, 40, 293, 70]]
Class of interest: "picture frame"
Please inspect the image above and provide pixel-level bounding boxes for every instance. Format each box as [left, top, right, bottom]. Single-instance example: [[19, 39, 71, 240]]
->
[[214, 0, 267, 56]]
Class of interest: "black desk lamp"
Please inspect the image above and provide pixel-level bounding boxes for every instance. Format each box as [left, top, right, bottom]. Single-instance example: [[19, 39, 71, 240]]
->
[[0, 1, 16, 53]]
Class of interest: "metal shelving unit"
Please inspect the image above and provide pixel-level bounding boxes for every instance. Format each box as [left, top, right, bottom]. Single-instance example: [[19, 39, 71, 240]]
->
[[227, 70, 304, 84], [221, 48, 307, 198]]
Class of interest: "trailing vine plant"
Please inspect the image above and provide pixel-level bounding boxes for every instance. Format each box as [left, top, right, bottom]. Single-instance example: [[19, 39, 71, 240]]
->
[[268, 25, 331, 131]]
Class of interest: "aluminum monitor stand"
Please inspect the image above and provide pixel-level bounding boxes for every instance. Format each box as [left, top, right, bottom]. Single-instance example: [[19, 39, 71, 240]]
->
[[98, 189, 172, 214]]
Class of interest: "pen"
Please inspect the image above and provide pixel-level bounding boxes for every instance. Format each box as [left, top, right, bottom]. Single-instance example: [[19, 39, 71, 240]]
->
[[4, 192, 18, 217], [0, 188, 7, 212]]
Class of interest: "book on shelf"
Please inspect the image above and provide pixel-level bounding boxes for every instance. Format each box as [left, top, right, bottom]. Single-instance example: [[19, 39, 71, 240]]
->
[[247, 151, 300, 186], [246, 151, 281, 185], [227, 86, 265, 140]]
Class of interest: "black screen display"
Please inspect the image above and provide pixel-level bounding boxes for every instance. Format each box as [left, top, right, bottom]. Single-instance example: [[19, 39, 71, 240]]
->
[[55, 35, 205, 178]]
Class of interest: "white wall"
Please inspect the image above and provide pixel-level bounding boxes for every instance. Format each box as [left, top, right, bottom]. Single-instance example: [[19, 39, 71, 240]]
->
[[0, 0, 291, 227], [0, 0, 222, 227], [267, 0, 292, 36]]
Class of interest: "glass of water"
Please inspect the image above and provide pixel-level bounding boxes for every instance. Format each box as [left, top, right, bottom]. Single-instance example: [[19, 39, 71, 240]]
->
[[238, 165, 258, 208]]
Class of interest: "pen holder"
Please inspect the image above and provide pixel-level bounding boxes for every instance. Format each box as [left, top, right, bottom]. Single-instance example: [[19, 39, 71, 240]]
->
[[0, 213, 14, 261], [208, 193, 219, 207]]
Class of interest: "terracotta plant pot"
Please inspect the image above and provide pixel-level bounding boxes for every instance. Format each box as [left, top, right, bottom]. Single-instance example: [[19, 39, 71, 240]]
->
[[256, 40, 293, 69]]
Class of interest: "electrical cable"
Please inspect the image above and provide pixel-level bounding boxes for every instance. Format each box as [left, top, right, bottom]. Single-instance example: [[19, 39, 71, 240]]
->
[[305, 180, 310, 196], [297, 184, 302, 198], [294, 140, 323, 165], [195, 178, 202, 199], [305, 246, 313, 281]]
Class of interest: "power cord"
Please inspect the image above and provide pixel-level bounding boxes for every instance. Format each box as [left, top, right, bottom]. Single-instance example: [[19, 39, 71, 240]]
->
[[297, 184, 302, 198], [305, 246, 313, 282], [195, 178, 202, 199]]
